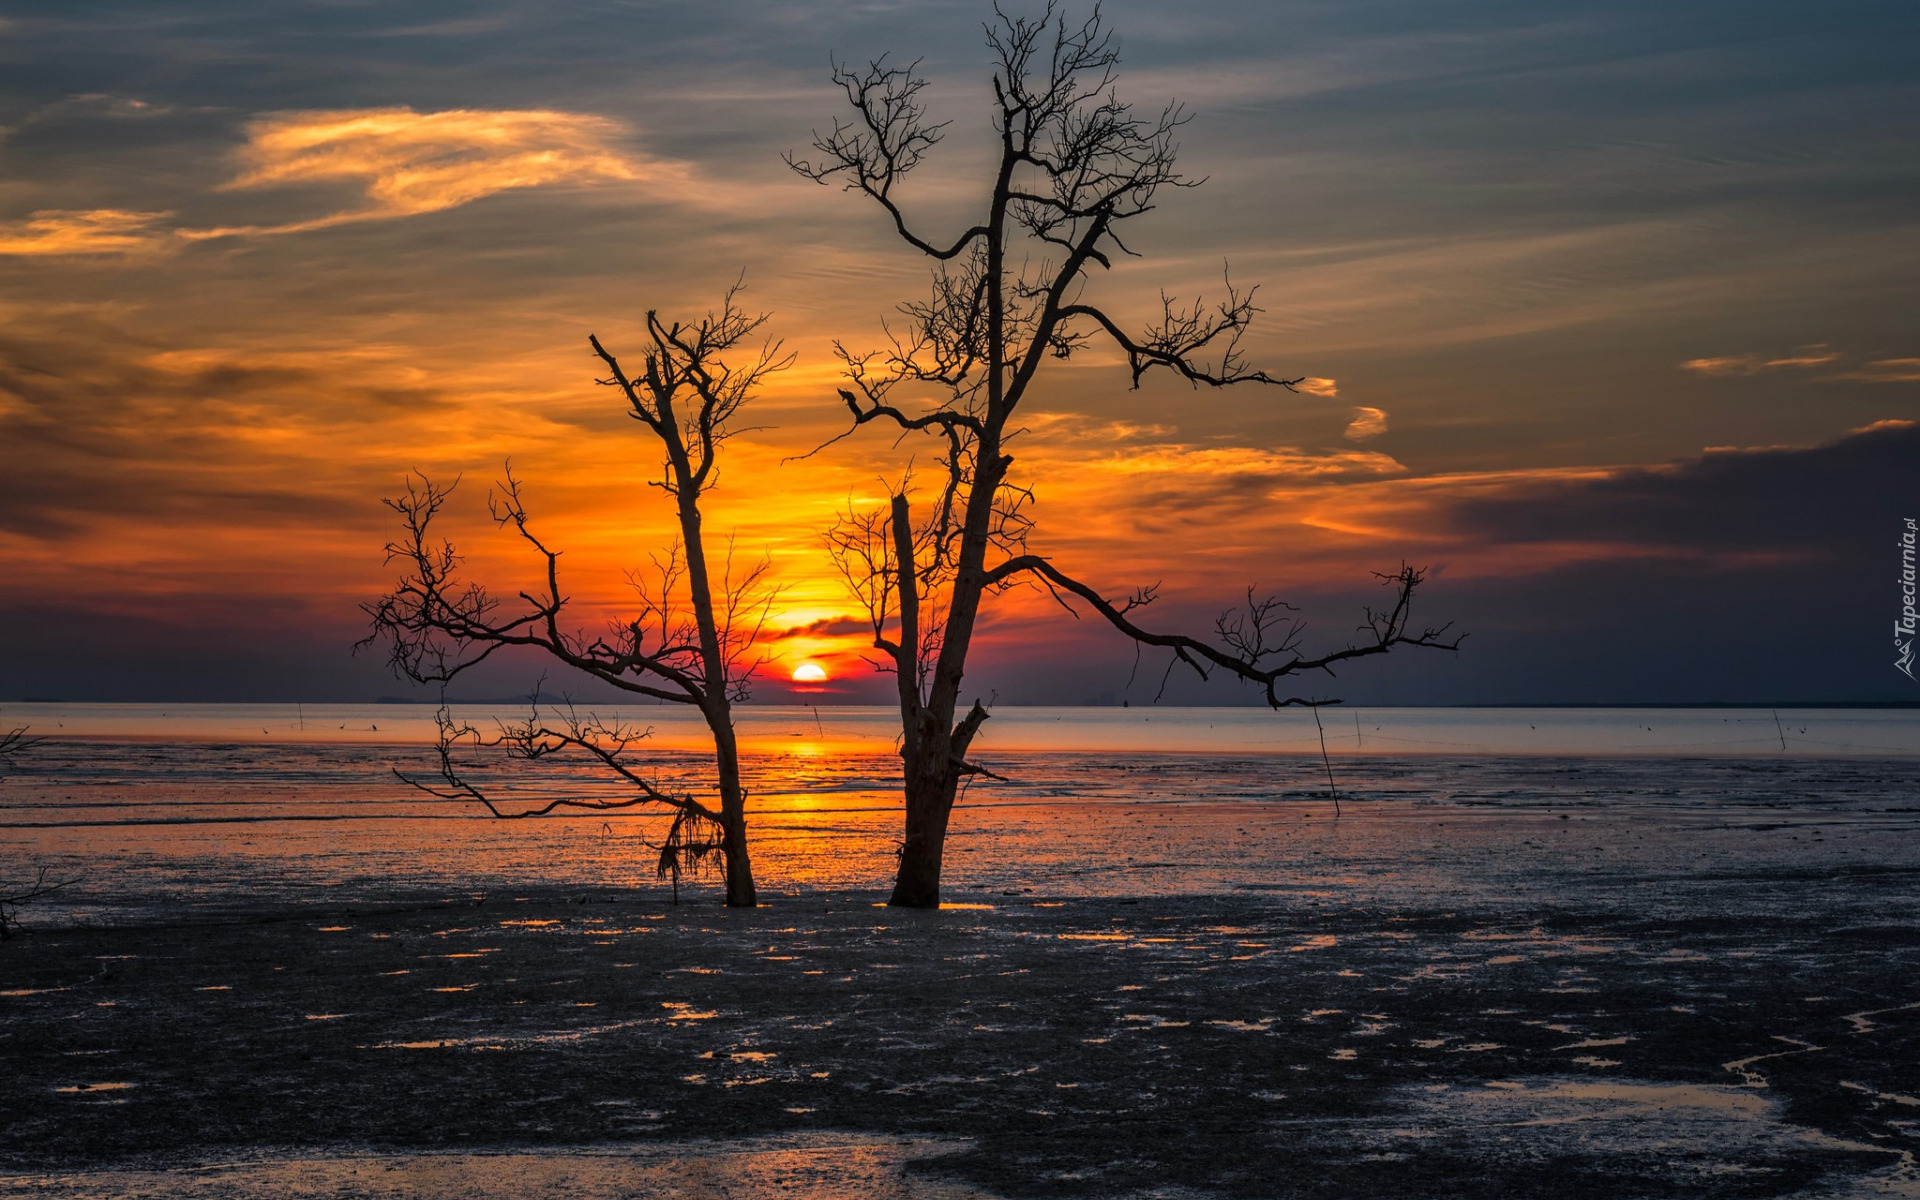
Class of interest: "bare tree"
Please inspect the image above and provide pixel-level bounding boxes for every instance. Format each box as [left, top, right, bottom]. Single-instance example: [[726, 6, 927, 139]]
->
[[792, 6, 1459, 907], [361, 287, 791, 907], [0, 866, 76, 940], [0, 727, 37, 775], [0, 731, 74, 939]]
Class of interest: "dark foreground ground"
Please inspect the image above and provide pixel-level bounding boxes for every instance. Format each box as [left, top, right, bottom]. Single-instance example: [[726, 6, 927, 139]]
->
[[3, 883, 1918, 1199]]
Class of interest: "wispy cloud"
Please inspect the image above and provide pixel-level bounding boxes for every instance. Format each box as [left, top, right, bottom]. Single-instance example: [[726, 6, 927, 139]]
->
[[1286, 376, 1388, 441], [1824, 358, 1920, 384], [1344, 406, 1388, 440], [1680, 347, 1840, 376], [26, 93, 174, 122], [0, 209, 172, 256], [1089, 443, 1405, 480], [189, 107, 682, 239], [2, 107, 688, 255]]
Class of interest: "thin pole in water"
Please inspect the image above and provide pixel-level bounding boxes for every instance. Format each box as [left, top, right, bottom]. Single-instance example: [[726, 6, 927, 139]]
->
[[1773, 709, 1786, 751], [1354, 710, 1362, 749], [1311, 705, 1341, 818]]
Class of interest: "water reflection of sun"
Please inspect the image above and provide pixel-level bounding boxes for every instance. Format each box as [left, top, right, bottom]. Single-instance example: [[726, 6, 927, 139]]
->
[[791, 662, 827, 683]]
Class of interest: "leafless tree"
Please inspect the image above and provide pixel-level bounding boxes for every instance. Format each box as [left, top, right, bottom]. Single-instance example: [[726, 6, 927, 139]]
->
[[0, 731, 72, 938], [0, 727, 37, 775], [361, 286, 791, 906], [1, 866, 75, 940], [792, 5, 1459, 907]]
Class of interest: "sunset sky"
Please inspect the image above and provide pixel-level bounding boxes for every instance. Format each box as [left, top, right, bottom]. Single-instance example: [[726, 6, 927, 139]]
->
[[2, 0, 1916, 705]]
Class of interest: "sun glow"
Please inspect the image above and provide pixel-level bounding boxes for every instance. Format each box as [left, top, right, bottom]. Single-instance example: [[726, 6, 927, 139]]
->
[[791, 662, 828, 683]]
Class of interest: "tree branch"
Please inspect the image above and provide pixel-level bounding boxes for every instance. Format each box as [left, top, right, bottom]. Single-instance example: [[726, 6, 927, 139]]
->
[[986, 556, 1461, 707]]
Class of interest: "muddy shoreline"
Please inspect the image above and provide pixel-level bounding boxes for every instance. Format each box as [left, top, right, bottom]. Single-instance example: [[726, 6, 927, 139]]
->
[[5, 880, 1918, 1199]]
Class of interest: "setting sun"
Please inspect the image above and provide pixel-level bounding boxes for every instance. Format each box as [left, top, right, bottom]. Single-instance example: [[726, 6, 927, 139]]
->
[[791, 661, 828, 683]]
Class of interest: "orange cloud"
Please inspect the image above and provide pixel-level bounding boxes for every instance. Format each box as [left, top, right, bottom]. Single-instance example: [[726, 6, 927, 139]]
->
[[1344, 406, 1388, 440], [1680, 346, 1840, 376], [1084, 443, 1404, 480], [1825, 358, 1920, 384], [0, 209, 172, 257], [1284, 376, 1387, 441], [193, 107, 674, 237]]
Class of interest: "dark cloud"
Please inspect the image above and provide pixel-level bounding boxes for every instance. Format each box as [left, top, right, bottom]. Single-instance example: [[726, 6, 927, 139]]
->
[[765, 617, 871, 641], [1445, 420, 1916, 557], [949, 424, 1920, 705], [0, 599, 435, 703]]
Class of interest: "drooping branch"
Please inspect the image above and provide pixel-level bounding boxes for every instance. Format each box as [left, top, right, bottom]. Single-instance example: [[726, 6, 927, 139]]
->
[[398, 700, 727, 888], [1057, 272, 1305, 391], [984, 557, 1462, 707]]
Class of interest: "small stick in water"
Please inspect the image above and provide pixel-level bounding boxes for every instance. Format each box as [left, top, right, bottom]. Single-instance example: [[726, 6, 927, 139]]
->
[[1773, 709, 1786, 751], [1311, 704, 1341, 818]]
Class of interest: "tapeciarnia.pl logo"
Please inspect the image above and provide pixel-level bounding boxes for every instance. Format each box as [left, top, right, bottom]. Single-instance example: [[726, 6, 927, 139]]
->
[[1899, 517, 1917, 680]]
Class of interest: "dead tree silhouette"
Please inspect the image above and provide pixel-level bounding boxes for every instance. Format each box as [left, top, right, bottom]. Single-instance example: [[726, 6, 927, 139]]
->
[[361, 287, 790, 906], [0, 727, 36, 775], [791, 6, 1459, 907], [0, 866, 77, 940]]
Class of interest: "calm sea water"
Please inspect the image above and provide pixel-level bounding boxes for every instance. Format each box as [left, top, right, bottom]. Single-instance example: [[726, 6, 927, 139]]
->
[[4, 702, 1917, 756], [2, 705, 1916, 922]]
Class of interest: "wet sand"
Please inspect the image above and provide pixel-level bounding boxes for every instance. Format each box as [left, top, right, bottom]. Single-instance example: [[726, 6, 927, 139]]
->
[[3, 741, 1919, 1197], [3, 877, 1918, 1198]]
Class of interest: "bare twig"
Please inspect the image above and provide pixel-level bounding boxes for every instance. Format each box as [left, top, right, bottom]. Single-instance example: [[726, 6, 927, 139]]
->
[[1310, 704, 1340, 817]]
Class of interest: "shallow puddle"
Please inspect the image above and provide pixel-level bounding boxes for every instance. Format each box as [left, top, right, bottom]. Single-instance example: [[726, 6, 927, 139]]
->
[[0, 1135, 994, 1200], [1365, 1075, 1919, 1197]]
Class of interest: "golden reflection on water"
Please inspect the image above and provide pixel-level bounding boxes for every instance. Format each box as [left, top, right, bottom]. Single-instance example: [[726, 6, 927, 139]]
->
[[11, 726, 1920, 919]]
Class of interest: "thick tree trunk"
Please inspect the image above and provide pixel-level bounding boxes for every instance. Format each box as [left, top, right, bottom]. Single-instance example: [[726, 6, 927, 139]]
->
[[719, 803, 757, 907], [673, 446, 761, 908], [710, 713, 757, 907], [883, 456, 1001, 908], [889, 762, 959, 908]]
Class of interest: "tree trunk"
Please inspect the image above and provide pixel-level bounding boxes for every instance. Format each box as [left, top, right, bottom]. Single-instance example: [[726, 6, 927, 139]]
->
[[884, 451, 1000, 908], [720, 803, 757, 907], [709, 714, 757, 907], [889, 761, 958, 908]]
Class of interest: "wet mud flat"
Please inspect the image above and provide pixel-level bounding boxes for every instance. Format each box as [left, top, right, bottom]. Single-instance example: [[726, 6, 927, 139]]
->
[[4, 879, 1919, 1199]]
